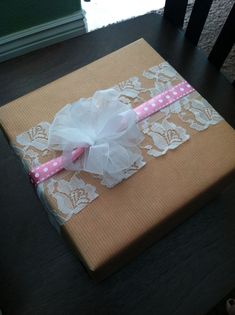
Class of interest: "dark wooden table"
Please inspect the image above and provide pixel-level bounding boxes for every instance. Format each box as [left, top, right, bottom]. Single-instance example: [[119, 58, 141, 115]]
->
[[0, 13, 235, 315]]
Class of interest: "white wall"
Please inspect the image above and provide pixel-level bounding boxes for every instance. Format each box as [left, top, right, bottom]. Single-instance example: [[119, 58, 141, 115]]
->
[[82, 0, 165, 31]]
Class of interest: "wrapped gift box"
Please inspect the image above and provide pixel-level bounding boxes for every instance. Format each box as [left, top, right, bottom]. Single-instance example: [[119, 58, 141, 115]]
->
[[1, 39, 235, 280]]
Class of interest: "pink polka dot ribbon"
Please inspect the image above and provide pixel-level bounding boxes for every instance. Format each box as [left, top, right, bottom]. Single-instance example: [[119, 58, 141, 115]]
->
[[29, 80, 194, 185], [29, 148, 85, 185], [134, 80, 194, 121]]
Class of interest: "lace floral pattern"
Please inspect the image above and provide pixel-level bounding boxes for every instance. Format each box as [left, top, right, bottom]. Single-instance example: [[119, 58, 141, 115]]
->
[[15, 122, 100, 224], [46, 175, 98, 222], [15, 122, 51, 167], [139, 62, 223, 156], [143, 62, 223, 131], [14, 61, 223, 225], [36, 175, 99, 224], [178, 97, 223, 131], [141, 119, 190, 157], [143, 62, 181, 96], [96, 157, 146, 188], [114, 76, 144, 104]]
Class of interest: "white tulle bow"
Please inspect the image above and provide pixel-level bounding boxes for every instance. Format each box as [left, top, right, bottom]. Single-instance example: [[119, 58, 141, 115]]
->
[[48, 88, 144, 179]]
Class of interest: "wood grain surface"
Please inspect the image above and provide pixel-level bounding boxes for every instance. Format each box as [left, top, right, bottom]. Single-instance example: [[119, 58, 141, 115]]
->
[[0, 13, 235, 315]]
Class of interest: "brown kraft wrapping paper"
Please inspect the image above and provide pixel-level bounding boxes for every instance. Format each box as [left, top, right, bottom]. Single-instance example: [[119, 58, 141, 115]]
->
[[1, 39, 235, 280]]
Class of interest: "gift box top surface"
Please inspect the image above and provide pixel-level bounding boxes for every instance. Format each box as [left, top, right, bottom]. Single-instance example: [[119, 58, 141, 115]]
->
[[1, 39, 235, 280]]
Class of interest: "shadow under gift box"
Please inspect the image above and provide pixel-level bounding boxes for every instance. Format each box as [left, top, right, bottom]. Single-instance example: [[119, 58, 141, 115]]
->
[[0, 39, 235, 280]]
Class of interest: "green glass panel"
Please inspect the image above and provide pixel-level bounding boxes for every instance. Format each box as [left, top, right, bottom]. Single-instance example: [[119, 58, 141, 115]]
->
[[0, 0, 81, 36]]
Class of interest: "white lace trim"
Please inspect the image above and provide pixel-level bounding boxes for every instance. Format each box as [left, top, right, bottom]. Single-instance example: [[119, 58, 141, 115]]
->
[[141, 118, 190, 157], [94, 157, 146, 188], [114, 76, 144, 104], [15, 122, 51, 167], [14, 61, 223, 225], [42, 174, 98, 223], [143, 62, 223, 132]]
